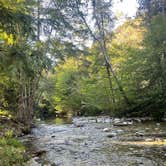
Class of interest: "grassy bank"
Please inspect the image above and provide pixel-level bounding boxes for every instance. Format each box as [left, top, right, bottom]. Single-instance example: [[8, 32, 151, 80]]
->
[[0, 137, 26, 166], [0, 110, 28, 166]]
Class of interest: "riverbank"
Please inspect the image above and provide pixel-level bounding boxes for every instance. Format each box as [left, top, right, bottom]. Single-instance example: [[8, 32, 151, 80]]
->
[[0, 115, 30, 166], [1, 115, 166, 166]]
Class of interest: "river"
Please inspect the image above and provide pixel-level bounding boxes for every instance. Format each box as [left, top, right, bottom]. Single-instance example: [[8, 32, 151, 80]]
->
[[22, 117, 166, 166]]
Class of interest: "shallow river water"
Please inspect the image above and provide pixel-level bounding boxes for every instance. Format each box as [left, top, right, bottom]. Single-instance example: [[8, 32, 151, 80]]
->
[[23, 117, 166, 166]]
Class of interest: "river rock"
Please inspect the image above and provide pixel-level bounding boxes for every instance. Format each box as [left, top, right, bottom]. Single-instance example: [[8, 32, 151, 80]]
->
[[32, 149, 47, 157], [104, 118, 112, 123], [97, 117, 112, 123], [135, 132, 144, 137], [131, 118, 142, 123], [113, 118, 121, 124], [103, 128, 111, 132], [88, 119, 97, 123], [116, 129, 123, 133], [107, 132, 117, 138], [113, 121, 133, 126], [43, 161, 52, 166], [74, 123, 84, 127], [26, 157, 41, 166], [145, 138, 154, 141]]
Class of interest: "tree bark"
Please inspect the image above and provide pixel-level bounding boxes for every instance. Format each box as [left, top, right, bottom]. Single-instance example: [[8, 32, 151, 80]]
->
[[99, 41, 130, 105], [76, 0, 130, 105], [106, 65, 115, 104]]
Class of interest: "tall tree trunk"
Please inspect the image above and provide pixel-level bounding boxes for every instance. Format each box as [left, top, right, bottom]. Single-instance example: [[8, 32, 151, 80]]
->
[[17, 83, 33, 126], [99, 41, 130, 105], [76, 0, 130, 105], [37, 0, 40, 41], [94, 1, 130, 105], [106, 65, 115, 104]]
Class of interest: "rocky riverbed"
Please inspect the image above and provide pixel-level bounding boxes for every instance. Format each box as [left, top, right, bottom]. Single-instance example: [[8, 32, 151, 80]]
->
[[22, 117, 166, 166]]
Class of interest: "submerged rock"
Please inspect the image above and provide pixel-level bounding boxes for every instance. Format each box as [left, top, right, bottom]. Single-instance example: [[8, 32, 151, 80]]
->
[[135, 132, 144, 137], [145, 138, 154, 142], [107, 132, 117, 138], [32, 150, 47, 157]]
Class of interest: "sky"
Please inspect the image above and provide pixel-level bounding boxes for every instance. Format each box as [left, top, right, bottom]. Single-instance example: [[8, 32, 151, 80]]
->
[[113, 0, 139, 27], [74, 0, 139, 47], [113, 0, 139, 18], [41, 0, 139, 45]]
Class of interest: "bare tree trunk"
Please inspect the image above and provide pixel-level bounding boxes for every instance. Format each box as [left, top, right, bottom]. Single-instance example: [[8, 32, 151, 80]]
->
[[99, 41, 130, 105], [161, 0, 165, 15], [76, 0, 130, 105], [37, 0, 40, 41], [16, 74, 35, 126], [106, 65, 115, 104]]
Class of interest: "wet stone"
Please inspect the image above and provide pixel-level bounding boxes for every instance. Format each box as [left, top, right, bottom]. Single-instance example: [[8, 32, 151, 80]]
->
[[107, 132, 117, 138], [103, 128, 111, 132], [74, 123, 84, 127], [26, 157, 41, 166]]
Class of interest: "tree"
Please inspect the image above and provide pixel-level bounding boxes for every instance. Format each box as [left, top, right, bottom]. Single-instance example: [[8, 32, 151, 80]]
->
[[73, 0, 130, 106], [0, 0, 52, 125], [138, 0, 166, 21]]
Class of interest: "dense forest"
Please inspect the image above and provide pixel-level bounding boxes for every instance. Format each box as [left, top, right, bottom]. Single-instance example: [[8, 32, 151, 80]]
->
[[0, 0, 166, 165], [0, 0, 165, 123]]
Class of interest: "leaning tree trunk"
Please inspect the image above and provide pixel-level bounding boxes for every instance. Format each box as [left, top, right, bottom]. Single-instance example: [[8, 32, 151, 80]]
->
[[106, 65, 115, 104], [76, 0, 130, 105], [99, 41, 131, 105]]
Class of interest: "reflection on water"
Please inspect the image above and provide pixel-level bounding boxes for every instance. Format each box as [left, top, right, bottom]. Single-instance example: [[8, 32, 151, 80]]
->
[[45, 117, 73, 125]]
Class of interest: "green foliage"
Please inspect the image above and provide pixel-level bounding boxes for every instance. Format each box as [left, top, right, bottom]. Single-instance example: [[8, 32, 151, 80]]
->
[[48, 56, 112, 116], [4, 130, 14, 138], [143, 15, 166, 93], [0, 137, 25, 166], [53, 58, 82, 114], [42, 15, 166, 119], [0, 109, 12, 118], [0, 0, 165, 120]]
